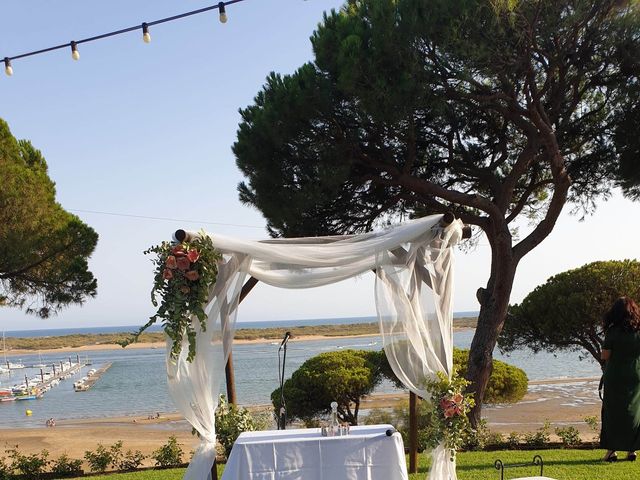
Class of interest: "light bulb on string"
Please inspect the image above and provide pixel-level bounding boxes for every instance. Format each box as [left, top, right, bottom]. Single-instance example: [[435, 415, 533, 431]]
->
[[4, 58, 12, 76], [142, 23, 151, 44], [218, 2, 228, 23], [71, 41, 80, 61]]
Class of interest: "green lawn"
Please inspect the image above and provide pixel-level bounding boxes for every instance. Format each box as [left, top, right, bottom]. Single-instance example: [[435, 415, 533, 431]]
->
[[72, 449, 640, 480]]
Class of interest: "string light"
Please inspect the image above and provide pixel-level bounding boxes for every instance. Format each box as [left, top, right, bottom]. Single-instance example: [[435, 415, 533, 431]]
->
[[142, 23, 151, 44], [218, 2, 228, 23], [70, 41, 80, 61], [1, 1, 242, 77]]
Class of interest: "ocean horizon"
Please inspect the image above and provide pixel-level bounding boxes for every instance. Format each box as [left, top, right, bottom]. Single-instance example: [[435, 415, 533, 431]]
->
[[4, 311, 480, 338]]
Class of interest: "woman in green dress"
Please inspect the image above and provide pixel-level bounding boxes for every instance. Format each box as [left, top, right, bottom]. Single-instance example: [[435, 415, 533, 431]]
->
[[601, 296, 640, 462]]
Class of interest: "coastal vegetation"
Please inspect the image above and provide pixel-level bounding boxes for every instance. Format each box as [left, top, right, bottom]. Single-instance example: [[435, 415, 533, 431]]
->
[[0, 119, 98, 318], [272, 347, 527, 427], [233, 0, 640, 424], [2, 317, 478, 352], [500, 259, 640, 365], [4, 446, 638, 480], [272, 349, 385, 425]]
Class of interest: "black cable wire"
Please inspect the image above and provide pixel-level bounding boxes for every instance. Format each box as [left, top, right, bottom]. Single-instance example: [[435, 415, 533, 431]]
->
[[68, 208, 264, 229], [2, 0, 247, 63]]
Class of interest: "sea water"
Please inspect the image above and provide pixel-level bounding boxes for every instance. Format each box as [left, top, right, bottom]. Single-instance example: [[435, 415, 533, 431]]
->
[[0, 322, 600, 429]]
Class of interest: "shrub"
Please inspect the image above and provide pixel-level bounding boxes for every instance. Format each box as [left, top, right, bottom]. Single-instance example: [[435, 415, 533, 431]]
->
[[555, 426, 581, 447], [152, 436, 183, 467], [84, 444, 113, 473], [523, 421, 551, 447], [117, 449, 146, 471], [6, 447, 50, 479], [107, 441, 146, 471], [51, 454, 83, 477], [452, 349, 528, 403], [274, 349, 390, 425], [0, 457, 11, 480], [108, 441, 124, 470], [506, 432, 521, 448], [584, 415, 600, 442], [216, 395, 265, 458], [363, 400, 438, 453], [462, 419, 503, 451]]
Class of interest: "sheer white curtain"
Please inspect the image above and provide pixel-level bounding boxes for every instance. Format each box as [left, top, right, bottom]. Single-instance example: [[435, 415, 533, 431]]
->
[[376, 224, 461, 480], [167, 214, 463, 480]]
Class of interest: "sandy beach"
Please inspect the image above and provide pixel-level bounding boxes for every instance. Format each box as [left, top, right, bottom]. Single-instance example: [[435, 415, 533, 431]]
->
[[0, 377, 603, 468], [6, 336, 362, 356], [5, 329, 473, 356]]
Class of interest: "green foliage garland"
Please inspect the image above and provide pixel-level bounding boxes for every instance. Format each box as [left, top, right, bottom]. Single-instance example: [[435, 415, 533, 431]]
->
[[122, 234, 221, 361], [424, 371, 475, 459]]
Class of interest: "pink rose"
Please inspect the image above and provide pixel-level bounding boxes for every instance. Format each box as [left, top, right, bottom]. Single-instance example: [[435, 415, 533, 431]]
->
[[185, 270, 199, 281], [166, 255, 177, 269], [176, 257, 190, 271], [180, 286, 190, 294], [163, 268, 173, 280], [187, 249, 200, 263], [444, 407, 456, 418], [452, 393, 464, 405], [172, 245, 187, 257]]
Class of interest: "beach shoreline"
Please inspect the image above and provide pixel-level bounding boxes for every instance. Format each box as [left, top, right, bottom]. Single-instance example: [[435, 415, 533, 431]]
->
[[5, 329, 473, 356], [0, 377, 602, 465]]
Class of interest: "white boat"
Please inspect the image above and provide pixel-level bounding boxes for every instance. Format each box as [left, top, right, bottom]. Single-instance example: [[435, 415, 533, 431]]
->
[[32, 351, 47, 369], [7, 361, 25, 369]]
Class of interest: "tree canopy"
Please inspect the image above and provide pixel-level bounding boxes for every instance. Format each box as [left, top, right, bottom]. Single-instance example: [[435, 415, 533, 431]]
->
[[499, 260, 640, 366], [273, 347, 528, 427], [271, 349, 385, 425], [0, 119, 98, 317], [235, 0, 640, 422]]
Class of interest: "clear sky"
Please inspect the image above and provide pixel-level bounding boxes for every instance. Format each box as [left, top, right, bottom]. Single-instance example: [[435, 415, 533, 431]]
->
[[1, 1, 639, 331]]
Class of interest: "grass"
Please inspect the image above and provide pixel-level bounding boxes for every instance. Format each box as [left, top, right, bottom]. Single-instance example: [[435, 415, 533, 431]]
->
[[5, 317, 478, 351], [71, 449, 640, 480]]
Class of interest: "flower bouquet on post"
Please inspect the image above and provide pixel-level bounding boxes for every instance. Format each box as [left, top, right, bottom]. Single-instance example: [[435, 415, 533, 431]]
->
[[424, 370, 475, 460], [120, 233, 221, 361]]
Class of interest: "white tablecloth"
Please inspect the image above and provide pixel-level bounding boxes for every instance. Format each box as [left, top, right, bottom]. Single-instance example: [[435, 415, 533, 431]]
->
[[221, 424, 408, 480]]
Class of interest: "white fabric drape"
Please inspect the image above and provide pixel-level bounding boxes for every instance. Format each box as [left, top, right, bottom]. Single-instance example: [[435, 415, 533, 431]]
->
[[168, 214, 463, 480]]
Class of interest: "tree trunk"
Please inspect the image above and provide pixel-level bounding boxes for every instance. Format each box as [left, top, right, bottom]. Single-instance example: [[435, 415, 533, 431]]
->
[[466, 230, 517, 427]]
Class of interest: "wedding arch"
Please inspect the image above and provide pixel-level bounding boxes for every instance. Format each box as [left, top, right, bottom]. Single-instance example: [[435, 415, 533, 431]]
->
[[164, 213, 467, 480]]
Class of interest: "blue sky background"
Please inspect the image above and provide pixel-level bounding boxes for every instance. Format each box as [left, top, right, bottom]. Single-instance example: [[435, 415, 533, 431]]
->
[[1, 0, 639, 331]]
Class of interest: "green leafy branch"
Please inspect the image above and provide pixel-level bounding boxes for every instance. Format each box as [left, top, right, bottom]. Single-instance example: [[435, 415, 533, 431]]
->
[[119, 233, 221, 361]]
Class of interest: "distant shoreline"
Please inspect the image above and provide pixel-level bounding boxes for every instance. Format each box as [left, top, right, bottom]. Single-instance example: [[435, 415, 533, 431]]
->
[[5, 329, 475, 356], [3, 318, 477, 356]]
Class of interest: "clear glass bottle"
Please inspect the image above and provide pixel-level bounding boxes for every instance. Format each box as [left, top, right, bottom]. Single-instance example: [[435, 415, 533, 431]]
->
[[330, 401, 339, 436]]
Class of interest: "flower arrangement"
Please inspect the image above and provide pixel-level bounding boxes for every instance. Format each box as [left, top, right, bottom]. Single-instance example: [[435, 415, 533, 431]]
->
[[424, 370, 475, 459], [121, 233, 221, 361]]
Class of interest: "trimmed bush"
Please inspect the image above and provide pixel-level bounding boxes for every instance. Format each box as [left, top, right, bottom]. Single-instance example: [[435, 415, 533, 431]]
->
[[453, 349, 528, 404]]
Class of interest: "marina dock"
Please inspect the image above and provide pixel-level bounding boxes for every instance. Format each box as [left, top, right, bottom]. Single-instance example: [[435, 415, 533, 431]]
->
[[0, 356, 97, 402], [74, 362, 112, 392]]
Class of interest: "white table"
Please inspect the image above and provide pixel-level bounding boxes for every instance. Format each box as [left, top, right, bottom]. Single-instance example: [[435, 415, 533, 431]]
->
[[222, 424, 408, 480]]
